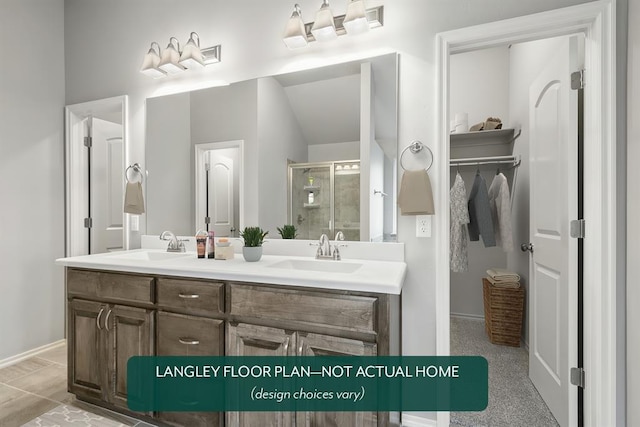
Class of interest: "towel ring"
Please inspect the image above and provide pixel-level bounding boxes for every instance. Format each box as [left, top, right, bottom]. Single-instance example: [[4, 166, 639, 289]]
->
[[400, 140, 433, 172], [125, 163, 144, 183]]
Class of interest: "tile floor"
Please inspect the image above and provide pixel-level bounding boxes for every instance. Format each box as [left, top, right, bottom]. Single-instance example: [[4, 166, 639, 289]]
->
[[0, 343, 155, 427]]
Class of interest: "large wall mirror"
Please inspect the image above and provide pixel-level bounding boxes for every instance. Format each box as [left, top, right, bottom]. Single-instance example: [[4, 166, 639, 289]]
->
[[145, 53, 398, 242]]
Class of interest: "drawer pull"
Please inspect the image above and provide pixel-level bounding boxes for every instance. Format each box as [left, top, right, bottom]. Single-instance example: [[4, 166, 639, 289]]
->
[[178, 293, 200, 299], [104, 309, 112, 331], [179, 337, 200, 345]]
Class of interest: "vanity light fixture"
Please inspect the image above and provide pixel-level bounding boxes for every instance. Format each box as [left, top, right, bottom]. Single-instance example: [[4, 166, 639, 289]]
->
[[158, 37, 185, 74], [179, 32, 205, 68], [141, 33, 222, 78], [140, 42, 166, 78], [343, 0, 369, 35], [283, 1, 383, 49], [283, 4, 308, 49], [310, 0, 337, 42]]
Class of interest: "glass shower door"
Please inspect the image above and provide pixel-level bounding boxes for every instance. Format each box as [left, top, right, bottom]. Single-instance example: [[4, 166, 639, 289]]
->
[[289, 164, 332, 240], [333, 161, 361, 241]]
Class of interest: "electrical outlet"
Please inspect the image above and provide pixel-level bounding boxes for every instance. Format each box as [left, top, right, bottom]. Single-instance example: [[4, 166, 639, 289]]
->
[[130, 215, 139, 232], [416, 215, 431, 238]]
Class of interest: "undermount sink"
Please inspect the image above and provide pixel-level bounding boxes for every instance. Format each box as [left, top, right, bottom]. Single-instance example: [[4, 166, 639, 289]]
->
[[107, 251, 191, 261], [269, 259, 362, 274]]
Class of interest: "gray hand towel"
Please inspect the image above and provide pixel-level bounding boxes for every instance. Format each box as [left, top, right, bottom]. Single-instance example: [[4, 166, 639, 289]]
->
[[124, 182, 145, 214], [398, 170, 435, 215]]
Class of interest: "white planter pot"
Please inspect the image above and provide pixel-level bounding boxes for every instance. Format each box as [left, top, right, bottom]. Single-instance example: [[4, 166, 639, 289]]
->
[[242, 246, 263, 262]]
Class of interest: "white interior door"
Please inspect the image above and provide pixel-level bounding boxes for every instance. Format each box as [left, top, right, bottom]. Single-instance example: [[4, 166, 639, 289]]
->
[[528, 36, 578, 427], [208, 151, 234, 237], [90, 117, 124, 253]]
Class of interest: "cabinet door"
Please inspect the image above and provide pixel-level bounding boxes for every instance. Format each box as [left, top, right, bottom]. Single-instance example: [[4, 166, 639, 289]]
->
[[297, 333, 377, 427], [157, 312, 224, 427], [227, 323, 295, 427], [68, 299, 107, 400], [105, 304, 153, 413]]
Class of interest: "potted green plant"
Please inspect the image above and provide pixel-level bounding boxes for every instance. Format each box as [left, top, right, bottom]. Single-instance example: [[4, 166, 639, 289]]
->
[[277, 224, 298, 239], [239, 226, 268, 262]]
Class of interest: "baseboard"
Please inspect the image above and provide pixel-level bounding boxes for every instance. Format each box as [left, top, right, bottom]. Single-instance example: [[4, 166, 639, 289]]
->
[[450, 312, 484, 321], [0, 339, 66, 369], [402, 414, 437, 427]]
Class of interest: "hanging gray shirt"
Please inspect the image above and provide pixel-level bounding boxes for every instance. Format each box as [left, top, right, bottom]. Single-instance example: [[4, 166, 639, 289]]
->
[[467, 172, 496, 247]]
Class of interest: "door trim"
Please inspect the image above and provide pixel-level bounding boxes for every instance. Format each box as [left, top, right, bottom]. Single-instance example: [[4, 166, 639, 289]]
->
[[194, 140, 245, 236], [434, 2, 617, 427], [65, 95, 129, 257]]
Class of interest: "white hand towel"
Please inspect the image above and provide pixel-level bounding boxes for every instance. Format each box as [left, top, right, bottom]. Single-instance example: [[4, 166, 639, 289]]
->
[[124, 182, 145, 214], [486, 276, 521, 288], [486, 268, 520, 282]]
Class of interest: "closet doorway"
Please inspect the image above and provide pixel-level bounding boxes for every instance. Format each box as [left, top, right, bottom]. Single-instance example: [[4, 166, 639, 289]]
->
[[65, 96, 129, 256], [447, 35, 583, 427], [436, 0, 624, 427]]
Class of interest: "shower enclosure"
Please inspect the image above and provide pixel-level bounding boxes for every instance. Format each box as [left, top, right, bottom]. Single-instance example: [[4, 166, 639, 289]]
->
[[288, 160, 360, 241]]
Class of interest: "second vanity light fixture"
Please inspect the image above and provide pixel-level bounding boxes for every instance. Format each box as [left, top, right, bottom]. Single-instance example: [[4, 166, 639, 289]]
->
[[283, 0, 384, 49], [140, 32, 221, 78]]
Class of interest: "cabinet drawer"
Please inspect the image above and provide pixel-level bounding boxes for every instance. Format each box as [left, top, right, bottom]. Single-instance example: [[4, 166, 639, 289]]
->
[[229, 284, 377, 334], [157, 312, 224, 356], [157, 278, 224, 316], [67, 269, 153, 304]]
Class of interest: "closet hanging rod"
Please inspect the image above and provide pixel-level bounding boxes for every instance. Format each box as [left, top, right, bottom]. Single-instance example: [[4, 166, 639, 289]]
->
[[449, 155, 521, 168]]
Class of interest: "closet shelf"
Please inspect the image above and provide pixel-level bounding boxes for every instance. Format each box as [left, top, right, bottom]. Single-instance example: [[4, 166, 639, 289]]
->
[[450, 128, 519, 144], [450, 128, 521, 158]]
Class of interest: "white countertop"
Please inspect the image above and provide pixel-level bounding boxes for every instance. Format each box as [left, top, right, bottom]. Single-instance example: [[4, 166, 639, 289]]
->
[[55, 249, 406, 295]]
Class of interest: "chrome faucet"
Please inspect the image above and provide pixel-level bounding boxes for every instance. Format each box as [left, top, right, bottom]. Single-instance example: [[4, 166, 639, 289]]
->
[[313, 232, 347, 260], [333, 231, 346, 261], [159, 231, 186, 253]]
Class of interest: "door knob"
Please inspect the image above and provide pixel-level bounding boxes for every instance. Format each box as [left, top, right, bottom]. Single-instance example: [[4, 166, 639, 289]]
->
[[521, 243, 534, 253]]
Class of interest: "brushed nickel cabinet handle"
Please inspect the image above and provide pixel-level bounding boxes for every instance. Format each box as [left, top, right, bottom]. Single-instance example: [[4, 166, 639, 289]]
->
[[283, 336, 290, 355], [178, 293, 200, 299], [179, 338, 200, 345], [104, 309, 112, 332], [96, 307, 104, 330], [298, 339, 304, 356]]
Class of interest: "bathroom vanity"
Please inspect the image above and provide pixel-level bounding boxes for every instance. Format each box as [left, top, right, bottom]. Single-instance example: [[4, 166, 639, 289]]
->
[[57, 246, 405, 427]]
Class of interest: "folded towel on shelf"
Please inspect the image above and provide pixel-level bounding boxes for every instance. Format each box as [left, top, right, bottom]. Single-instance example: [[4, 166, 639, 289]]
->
[[486, 268, 520, 283], [486, 276, 521, 288], [398, 170, 435, 215], [124, 181, 145, 214]]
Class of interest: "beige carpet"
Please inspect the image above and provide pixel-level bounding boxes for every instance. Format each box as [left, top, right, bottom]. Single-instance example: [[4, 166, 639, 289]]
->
[[450, 317, 559, 427]]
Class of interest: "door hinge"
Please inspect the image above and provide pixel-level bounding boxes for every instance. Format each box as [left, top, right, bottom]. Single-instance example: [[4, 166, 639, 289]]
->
[[571, 367, 586, 388], [571, 70, 585, 90], [84, 217, 93, 229], [204, 217, 211, 224], [570, 219, 586, 239], [84, 136, 92, 148]]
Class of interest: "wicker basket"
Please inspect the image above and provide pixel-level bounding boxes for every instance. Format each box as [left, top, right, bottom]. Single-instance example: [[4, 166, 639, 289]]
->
[[482, 278, 525, 347]]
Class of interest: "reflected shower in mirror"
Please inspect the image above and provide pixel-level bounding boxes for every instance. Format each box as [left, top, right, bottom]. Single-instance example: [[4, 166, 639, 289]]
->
[[145, 53, 398, 241]]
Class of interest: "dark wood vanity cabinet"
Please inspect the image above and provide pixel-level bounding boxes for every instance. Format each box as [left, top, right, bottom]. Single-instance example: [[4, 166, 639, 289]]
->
[[66, 269, 398, 427], [67, 270, 154, 416]]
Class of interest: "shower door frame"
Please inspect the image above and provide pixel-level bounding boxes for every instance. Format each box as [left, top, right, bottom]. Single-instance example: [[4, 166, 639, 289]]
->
[[287, 160, 360, 240]]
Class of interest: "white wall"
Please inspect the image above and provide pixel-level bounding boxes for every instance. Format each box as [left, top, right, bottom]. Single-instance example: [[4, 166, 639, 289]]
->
[[0, 0, 65, 360], [63, 0, 610, 422], [146, 93, 192, 235], [449, 47, 510, 318], [190, 81, 259, 228], [450, 46, 510, 130], [627, 0, 639, 424], [257, 77, 308, 234], [308, 141, 360, 162]]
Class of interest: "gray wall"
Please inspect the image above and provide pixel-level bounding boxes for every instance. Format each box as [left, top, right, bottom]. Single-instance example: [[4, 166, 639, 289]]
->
[[257, 77, 308, 235], [62, 0, 620, 423], [628, 0, 638, 424], [0, 0, 65, 361]]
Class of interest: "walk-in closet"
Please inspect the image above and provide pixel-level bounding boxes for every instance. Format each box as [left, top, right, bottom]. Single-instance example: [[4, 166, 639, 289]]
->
[[448, 34, 583, 427]]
